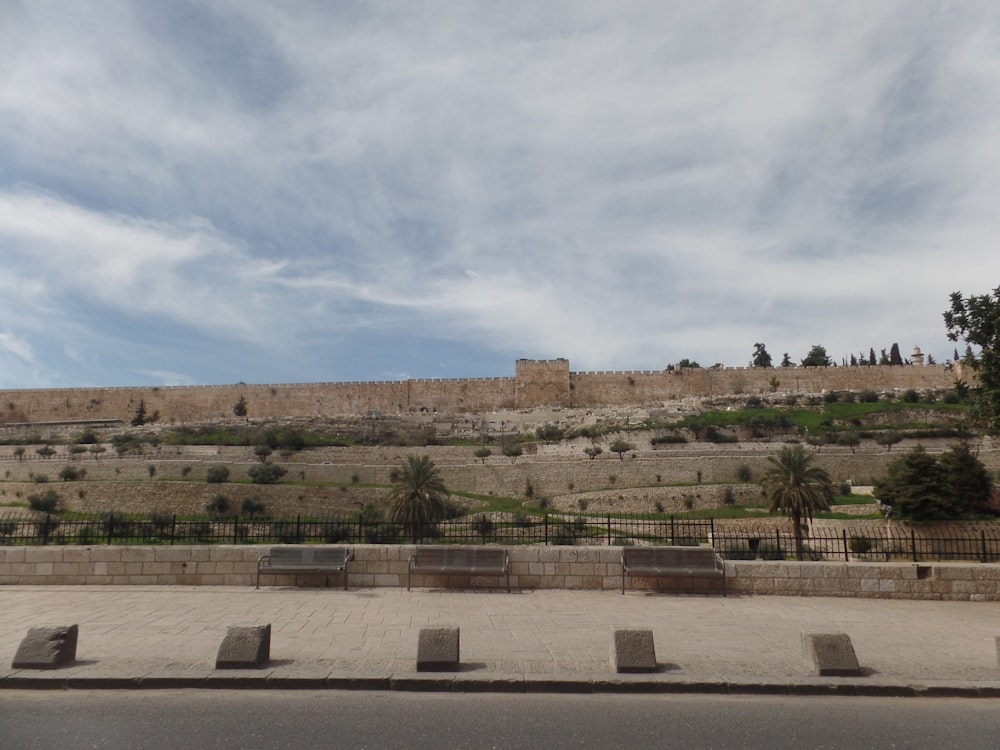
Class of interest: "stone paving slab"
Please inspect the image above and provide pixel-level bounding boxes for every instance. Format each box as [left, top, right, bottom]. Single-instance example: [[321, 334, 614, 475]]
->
[[0, 586, 999, 693]]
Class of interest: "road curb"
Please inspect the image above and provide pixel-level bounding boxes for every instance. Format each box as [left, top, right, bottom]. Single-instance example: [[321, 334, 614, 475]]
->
[[4, 672, 1000, 697]]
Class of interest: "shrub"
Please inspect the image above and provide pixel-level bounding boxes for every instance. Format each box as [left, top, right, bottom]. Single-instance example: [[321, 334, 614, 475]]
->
[[524, 479, 534, 498], [823, 391, 839, 404], [654, 501, 665, 514], [240, 496, 266, 518], [271, 521, 305, 544], [205, 465, 230, 484], [839, 391, 856, 403], [838, 481, 852, 496], [942, 390, 961, 404], [682, 498, 695, 510], [651, 434, 687, 445], [757, 540, 786, 560], [901, 388, 920, 403], [188, 522, 212, 541], [719, 539, 755, 560], [248, 463, 287, 485], [551, 523, 577, 546], [849, 536, 873, 554], [474, 447, 492, 463], [181, 465, 192, 477], [577, 499, 588, 512], [321, 521, 351, 543], [859, 389, 879, 403], [512, 511, 533, 529], [150, 511, 173, 533], [535, 424, 565, 442], [0, 519, 17, 536], [100, 511, 131, 538], [28, 490, 60, 513], [472, 514, 494, 540], [722, 487, 736, 505], [59, 466, 86, 482], [76, 526, 96, 545], [32, 474, 49, 484], [736, 465, 752, 482], [206, 494, 230, 515]]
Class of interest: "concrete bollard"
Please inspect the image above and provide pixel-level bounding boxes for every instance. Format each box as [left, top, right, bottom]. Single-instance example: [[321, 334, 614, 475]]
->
[[611, 629, 658, 673], [216, 624, 271, 669], [803, 632, 864, 677], [12, 624, 79, 669], [416, 627, 460, 672]]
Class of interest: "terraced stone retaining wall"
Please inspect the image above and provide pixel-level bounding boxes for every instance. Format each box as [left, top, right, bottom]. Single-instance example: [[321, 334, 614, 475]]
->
[[1, 545, 998, 601]]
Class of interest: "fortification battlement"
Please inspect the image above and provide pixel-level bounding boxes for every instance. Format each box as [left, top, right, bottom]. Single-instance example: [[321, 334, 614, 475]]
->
[[0, 359, 959, 426]]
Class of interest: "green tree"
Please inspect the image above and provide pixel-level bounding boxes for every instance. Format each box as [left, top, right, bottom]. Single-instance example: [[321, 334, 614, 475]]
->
[[677, 358, 701, 369], [761, 445, 834, 560], [233, 395, 248, 417], [387, 455, 450, 542], [801, 345, 832, 367], [473, 446, 492, 464], [873, 446, 950, 521], [944, 286, 1000, 433], [875, 431, 903, 452], [751, 343, 773, 368], [502, 442, 523, 464], [248, 463, 287, 484], [938, 441, 994, 516], [240, 495, 266, 519], [609, 439, 634, 459], [131, 399, 147, 427], [584, 445, 603, 460], [889, 342, 903, 365], [205, 465, 230, 484], [780, 353, 793, 367]]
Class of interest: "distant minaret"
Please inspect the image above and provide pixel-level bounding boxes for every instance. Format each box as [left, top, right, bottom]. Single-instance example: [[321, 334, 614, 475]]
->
[[911, 346, 924, 366]]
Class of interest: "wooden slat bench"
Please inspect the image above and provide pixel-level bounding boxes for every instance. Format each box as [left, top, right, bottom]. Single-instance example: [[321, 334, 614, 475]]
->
[[621, 546, 725, 595], [408, 546, 510, 592], [256, 546, 353, 590]]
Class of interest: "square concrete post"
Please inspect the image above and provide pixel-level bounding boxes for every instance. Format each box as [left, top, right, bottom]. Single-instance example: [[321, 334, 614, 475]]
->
[[803, 632, 863, 677], [216, 624, 271, 669], [417, 627, 460, 672], [11, 624, 79, 669]]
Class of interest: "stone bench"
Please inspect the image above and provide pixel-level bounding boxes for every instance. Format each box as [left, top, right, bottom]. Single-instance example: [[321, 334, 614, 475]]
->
[[622, 546, 725, 595], [407, 546, 510, 592], [256, 546, 352, 590]]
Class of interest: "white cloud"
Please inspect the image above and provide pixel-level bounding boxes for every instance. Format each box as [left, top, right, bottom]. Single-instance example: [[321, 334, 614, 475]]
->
[[1, 1, 999, 386]]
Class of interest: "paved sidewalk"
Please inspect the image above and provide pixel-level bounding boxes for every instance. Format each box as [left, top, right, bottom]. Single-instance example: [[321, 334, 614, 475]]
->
[[1, 586, 999, 694]]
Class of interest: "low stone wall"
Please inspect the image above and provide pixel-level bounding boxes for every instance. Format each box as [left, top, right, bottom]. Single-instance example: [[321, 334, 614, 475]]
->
[[2, 545, 999, 601]]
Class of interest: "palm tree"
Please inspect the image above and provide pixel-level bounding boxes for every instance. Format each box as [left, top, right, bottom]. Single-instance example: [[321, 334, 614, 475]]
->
[[387, 455, 450, 542], [761, 445, 834, 560]]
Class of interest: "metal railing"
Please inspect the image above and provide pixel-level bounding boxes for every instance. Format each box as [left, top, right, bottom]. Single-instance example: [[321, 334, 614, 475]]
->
[[1, 514, 999, 563]]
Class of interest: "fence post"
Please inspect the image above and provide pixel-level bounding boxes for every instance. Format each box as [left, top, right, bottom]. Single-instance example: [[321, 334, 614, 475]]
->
[[911, 529, 918, 563], [710, 518, 715, 544], [843, 530, 849, 562], [776, 530, 782, 559], [107, 517, 113, 545], [670, 516, 675, 545], [170, 514, 176, 545], [982, 530, 988, 564], [296, 515, 301, 544], [607, 515, 611, 546], [233, 514, 239, 545], [544, 515, 549, 545]]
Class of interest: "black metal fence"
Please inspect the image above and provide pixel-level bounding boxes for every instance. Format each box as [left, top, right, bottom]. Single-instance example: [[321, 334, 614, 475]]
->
[[2, 514, 999, 563]]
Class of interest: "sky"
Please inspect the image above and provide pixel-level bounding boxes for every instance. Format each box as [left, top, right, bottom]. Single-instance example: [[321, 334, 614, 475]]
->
[[2, 1, 1000, 389]]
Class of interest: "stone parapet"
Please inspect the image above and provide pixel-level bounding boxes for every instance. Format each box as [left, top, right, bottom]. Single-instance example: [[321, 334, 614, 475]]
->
[[2, 545, 999, 600]]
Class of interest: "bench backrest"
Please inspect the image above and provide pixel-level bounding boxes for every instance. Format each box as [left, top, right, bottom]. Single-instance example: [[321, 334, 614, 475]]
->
[[624, 546, 718, 569], [269, 546, 350, 566], [414, 547, 506, 569]]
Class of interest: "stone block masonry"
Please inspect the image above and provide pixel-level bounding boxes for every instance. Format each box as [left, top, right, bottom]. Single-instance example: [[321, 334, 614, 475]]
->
[[2, 545, 999, 600], [0, 359, 957, 425]]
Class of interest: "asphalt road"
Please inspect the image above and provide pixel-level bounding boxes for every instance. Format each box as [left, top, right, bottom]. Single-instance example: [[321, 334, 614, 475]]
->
[[2, 690, 999, 749]]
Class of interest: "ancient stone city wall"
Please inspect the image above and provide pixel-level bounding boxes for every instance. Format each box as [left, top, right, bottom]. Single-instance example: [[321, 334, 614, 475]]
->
[[0, 359, 958, 425]]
